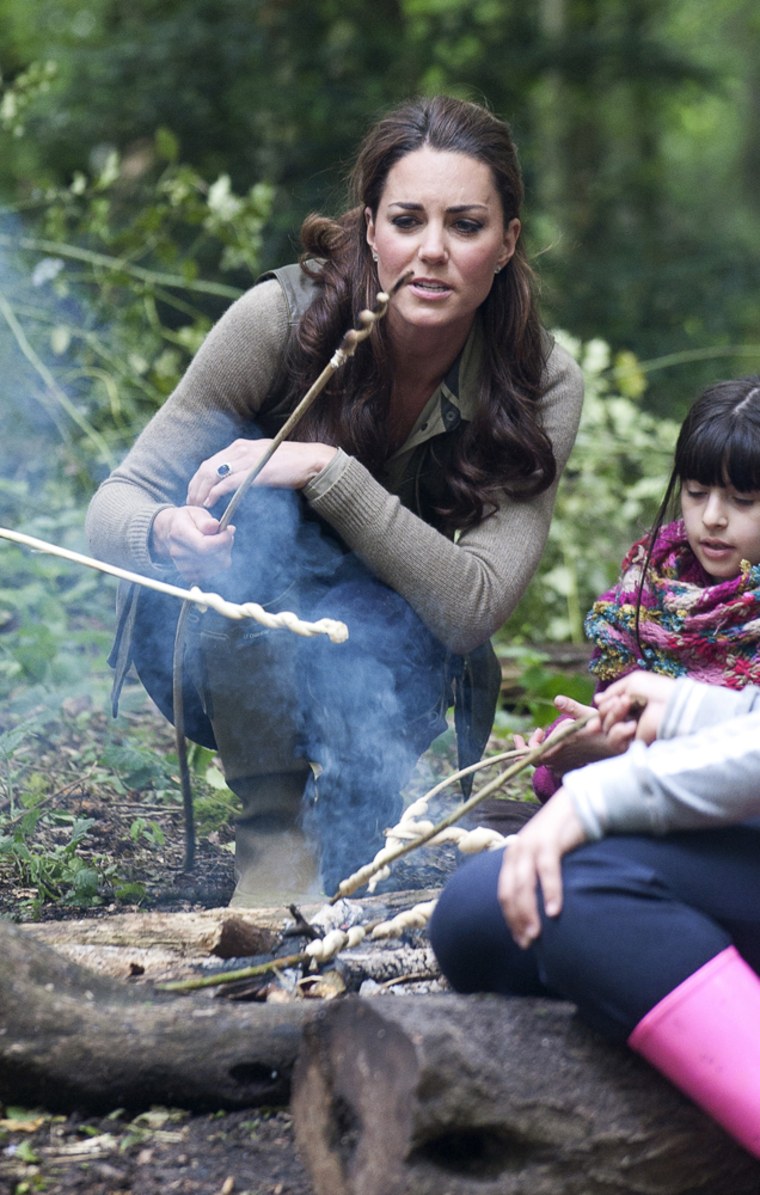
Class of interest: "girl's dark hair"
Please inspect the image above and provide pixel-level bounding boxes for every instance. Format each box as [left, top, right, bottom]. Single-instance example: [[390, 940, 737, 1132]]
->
[[284, 94, 555, 533], [635, 375, 760, 640]]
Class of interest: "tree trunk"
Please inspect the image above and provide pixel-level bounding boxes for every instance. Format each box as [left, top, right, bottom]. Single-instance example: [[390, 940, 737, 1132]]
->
[[0, 920, 311, 1113], [291, 993, 760, 1195]]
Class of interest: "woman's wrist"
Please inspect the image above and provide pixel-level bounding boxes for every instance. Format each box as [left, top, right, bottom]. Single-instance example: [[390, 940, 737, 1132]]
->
[[300, 444, 338, 486], [149, 507, 176, 562]]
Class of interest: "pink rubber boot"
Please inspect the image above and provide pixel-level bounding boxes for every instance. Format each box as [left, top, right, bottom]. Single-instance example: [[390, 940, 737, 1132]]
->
[[628, 945, 760, 1157]]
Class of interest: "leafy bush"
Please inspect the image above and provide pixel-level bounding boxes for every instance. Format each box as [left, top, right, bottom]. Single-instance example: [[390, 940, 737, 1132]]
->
[[502, 334, 680, 645], [1, 65, 270, 491]]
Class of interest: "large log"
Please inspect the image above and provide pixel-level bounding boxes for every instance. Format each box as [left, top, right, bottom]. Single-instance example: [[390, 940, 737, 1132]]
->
[[0, 919, 312, 1113], [291, 992, 760, 1195]]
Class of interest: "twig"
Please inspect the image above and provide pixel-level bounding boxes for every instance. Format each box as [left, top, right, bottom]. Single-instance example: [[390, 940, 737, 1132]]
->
[[157, 951, 310, 992], [217, 269, 413, 531], [0, 232, 244, 301], [0, 291, 114, 465]]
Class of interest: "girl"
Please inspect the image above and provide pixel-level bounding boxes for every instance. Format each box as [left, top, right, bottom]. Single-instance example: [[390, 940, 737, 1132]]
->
[[430, 668, 760, 1158], [528, 375, 760, 798]]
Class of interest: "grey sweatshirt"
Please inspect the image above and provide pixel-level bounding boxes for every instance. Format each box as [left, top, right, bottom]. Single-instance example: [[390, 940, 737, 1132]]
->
[[566, 679, 760, 838]]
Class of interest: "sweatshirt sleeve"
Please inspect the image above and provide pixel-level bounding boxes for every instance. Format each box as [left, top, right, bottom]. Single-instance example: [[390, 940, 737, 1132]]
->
[[304, 341, 584, 654], [564, 679, 760, 839], [86, 280, 289, 576]]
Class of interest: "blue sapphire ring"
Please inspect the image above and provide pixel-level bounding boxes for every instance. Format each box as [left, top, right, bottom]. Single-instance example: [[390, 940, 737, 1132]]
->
[[216, 462, 232, 478]]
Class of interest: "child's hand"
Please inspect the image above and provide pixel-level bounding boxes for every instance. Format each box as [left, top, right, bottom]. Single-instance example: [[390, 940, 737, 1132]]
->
[[521, 694, 643, 787], [595, 672, 676, 744], [513, 727, 546, 752], [497, 787, 588, 947]]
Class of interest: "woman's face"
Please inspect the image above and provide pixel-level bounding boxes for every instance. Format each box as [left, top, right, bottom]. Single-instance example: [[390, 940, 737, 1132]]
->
[[365, 145, 520, 345], [681, 480, 760, 579]]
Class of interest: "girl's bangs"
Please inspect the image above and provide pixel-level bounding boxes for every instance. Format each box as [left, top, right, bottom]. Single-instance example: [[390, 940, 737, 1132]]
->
[[678, 423, 760, 492]]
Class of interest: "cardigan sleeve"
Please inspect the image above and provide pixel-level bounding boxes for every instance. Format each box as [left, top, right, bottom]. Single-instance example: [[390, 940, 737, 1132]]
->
[[86, 280, 290, 576], [304, 340, 584, 654]]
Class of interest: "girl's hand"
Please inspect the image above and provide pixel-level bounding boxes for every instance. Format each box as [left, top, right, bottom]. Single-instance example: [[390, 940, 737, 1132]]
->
[[512, 726, 545, 752], [521, 695, 632, 776], [595, 672, 676, 745], [186, 439, 338, 509], [150, 505, 236, 584], [497, 788, 587, 948]]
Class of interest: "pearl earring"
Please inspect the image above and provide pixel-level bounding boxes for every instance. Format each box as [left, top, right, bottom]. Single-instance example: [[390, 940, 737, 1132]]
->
[[372, 251, 379, 262]]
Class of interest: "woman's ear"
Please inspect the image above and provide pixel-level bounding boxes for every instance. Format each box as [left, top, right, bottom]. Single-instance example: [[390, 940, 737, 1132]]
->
[[497, 217, 521, 270], [364, 206, 376, 251]]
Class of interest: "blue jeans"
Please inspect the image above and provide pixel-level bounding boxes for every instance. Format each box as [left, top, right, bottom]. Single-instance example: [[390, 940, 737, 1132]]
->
[[429, 822, 760, 1041], [187, 484, 450, 891]]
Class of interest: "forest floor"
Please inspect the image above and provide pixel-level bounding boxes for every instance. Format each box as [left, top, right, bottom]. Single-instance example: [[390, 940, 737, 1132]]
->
[[0, 680, 321, 1194], [0, 672, 542, 1195]]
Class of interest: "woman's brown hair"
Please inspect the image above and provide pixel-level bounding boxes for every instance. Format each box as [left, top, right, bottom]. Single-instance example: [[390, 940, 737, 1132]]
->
[[287, 95, 556, 533]]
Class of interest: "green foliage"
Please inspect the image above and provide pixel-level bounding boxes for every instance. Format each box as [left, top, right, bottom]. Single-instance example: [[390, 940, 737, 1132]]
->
[[4, 0, 760, 408], [0, 81, 271, 488], [0, 480, 115, 709], [496, 644, 596, 729], [502, 333, 681, 645], [184, 746, 239, 836], [0, 795, 112, 914], [0, 58, 57, 138], [99, 741, 176, 794]]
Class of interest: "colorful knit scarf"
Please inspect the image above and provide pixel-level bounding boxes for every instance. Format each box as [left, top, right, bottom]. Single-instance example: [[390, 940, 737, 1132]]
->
[[585, 518, 760, 688]]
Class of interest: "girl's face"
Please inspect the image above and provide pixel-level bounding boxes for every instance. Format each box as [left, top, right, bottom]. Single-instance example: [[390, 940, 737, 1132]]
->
[[365, 146, 520, 346], [681, 480, 760, 579]]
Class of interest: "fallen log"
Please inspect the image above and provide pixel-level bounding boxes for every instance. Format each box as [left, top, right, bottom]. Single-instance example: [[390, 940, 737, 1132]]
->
[[0, 920, 312, 1113], [291, 992, 760, 1195], [25, 907, 285, 980], [27, 907, 286, 953], [20, 889, 441, 985]]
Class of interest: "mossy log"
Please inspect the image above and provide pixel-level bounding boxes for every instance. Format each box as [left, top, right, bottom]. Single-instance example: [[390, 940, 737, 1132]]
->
[[291, 992, 760, 1195]]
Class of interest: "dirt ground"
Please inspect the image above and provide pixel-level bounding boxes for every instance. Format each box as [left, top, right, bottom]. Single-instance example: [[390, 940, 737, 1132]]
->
[[0, 684, 534, 1195], [0, 695, 321, 1194], [0, 1106, 314, 1195]]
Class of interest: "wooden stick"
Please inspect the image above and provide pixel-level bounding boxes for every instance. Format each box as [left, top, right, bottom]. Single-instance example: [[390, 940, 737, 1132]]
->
[[0, 526, 348, 643], [218, 270, 413, 531]]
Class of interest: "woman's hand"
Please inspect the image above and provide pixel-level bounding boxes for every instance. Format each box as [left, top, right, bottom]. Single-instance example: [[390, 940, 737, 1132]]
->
[[595, 671, 676, 745], [497, 787, 587, 948], [186, 439, 338, 509], [150, 506, 236, 584]]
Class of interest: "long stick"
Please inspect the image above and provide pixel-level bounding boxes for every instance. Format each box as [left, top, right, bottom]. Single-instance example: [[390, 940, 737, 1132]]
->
[[0, 527, 348, 643], [218, 270, 413, 531]]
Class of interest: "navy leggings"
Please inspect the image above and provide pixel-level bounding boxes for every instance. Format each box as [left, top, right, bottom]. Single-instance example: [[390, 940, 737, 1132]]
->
[[429, 822, 760, 1041]]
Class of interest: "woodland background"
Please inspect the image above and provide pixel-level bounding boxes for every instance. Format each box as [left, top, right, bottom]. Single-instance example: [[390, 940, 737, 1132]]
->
[[1, 0, 760, 910]]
